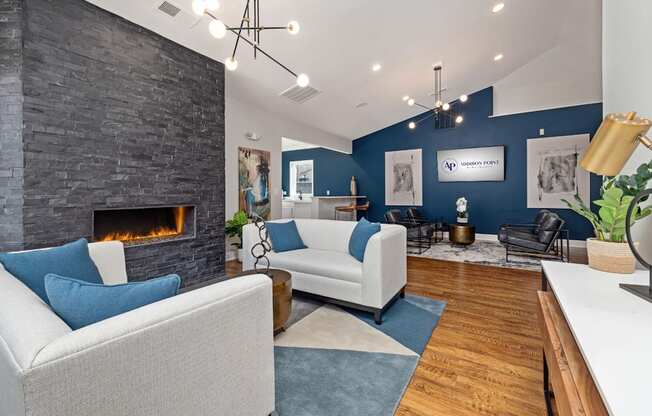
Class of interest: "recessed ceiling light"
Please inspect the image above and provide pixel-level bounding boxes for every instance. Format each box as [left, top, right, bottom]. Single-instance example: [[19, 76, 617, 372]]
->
[[372, 63, 382, 72], [494, 53, 504, 61], [402, 95, 410, 101], [492, 2, 505, 13]]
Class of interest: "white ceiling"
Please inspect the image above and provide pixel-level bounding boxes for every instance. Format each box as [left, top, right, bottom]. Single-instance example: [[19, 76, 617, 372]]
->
[[281, 137, 318, 152], [85, 0, 601, 140]]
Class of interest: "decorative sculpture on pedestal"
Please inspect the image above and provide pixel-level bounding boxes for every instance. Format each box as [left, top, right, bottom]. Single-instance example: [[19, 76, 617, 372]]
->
[[249, 215, 272, 276]]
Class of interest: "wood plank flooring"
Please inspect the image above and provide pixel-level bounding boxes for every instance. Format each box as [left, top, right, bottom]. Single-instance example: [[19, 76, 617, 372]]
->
[[225, 254, 580, 415]]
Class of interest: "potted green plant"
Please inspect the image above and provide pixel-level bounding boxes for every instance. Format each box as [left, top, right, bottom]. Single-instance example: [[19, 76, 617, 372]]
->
[[225, 210, 250, 262], [563, 161, 652, 273]]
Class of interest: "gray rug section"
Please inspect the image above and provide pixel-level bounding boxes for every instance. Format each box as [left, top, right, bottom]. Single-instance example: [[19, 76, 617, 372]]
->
[[411, 240, 541, 271], [275, 347, 418, 416], [285, 297, 323, 328]]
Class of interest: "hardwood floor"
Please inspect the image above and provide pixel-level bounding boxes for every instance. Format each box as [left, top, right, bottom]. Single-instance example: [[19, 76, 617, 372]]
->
[[226, 256, 565, 416]]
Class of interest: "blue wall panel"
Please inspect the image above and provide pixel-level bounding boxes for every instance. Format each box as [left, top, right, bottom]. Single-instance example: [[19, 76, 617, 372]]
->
[[282, 87, 603, 240]]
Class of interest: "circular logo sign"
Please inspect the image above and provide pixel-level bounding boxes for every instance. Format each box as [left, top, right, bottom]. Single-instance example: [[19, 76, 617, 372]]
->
[[442, 158, 458, 173]]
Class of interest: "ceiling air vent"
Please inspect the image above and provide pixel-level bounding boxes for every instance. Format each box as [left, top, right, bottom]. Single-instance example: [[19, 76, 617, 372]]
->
[[280, 85, 321, 104], [158, 1, 181, 17]]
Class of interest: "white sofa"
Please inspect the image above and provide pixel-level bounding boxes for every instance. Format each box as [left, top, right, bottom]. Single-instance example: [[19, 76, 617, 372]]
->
[[0, 241, 275, 416], [243, 219, 407, 323]]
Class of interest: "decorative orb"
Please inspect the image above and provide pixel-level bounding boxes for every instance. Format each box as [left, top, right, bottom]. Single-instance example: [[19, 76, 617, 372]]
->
[[287, 21, 300, 35], [191, 0, 206, 16], [296, 73, 310, 87], [407, 98, 415, 106], [225, 57, 238, 71], [460, 94, 468, 103], [209, 20, 226, 39], [456, 115, 464, 124], [408, 121, 416, 130], [442, 103, 451, 111]]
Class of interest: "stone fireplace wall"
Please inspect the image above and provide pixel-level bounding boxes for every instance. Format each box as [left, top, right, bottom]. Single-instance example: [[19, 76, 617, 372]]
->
[[0, 0, 226, 286]]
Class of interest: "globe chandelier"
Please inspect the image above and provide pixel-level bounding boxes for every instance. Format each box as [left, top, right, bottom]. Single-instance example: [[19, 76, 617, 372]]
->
[[191, 0, 309, 88], [403, 64, 468, 130]]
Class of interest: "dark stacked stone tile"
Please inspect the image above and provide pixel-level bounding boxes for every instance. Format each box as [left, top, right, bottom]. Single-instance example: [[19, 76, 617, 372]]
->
[[0, 0, 226, 285]]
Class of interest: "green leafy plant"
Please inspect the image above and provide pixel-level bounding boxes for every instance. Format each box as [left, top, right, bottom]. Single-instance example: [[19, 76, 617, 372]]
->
[[562, 161, 652, 243], [225, 210, 249, 249]]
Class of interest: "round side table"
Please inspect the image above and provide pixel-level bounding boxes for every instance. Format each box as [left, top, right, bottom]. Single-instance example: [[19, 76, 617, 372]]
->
[[235, 269, 292, 335], [449, 224, 476, 246]]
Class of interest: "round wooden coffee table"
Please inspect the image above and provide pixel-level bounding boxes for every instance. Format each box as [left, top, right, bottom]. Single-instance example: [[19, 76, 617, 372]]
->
[[449, 223, 476, 245], [235, 269, 292, 335]]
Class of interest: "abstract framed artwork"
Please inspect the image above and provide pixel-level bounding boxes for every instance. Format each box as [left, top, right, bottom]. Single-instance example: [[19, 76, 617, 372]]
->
[[385, 149, 423, 206], [238, 147, 271, 220], [526, 134, 591, 209]]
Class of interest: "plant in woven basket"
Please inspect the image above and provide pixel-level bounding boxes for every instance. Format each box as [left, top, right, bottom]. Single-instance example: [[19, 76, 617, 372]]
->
[[225, 210, 249, 249]]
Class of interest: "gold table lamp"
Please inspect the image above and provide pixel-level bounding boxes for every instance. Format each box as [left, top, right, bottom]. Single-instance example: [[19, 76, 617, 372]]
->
[[580, 111, 652, 302], [581, 112, 651, 176]]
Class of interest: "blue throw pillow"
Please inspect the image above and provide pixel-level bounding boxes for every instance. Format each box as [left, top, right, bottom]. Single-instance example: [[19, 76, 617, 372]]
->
[[0, 238, 103, 304], [266, 220, 307, 253], [45, 274, 181, 330], [348, 218, 381, 262]]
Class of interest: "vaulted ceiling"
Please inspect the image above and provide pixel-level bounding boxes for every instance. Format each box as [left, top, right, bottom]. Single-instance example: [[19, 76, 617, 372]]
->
[[85, 0, 601, 140]]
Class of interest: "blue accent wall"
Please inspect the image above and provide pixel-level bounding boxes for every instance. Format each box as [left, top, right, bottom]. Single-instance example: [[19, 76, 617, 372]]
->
[[282, 148, 363, 197], [282, 87, 604, 240]]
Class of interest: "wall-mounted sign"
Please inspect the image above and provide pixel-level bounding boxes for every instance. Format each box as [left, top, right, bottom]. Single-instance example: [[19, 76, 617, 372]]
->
[[437, 146, 505, 182]]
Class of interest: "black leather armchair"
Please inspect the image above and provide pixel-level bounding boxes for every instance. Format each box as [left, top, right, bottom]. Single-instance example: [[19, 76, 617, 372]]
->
[[498, 210, 569, 262], [385, 209, 434, 254]]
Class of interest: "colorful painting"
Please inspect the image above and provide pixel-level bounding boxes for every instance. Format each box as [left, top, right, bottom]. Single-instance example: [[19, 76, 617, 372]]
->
[[239, 147, 271, 219]]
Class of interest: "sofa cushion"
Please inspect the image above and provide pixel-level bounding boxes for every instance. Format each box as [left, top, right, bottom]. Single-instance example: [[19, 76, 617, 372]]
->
[[268, 249, 363, 284], [537, 213, 563, 244], [266, 220, 307, 253], [0, 239, 103, 304], [45, 274, 181, 330], [348, 218, 381, 262], [503, 230, 549, 251]]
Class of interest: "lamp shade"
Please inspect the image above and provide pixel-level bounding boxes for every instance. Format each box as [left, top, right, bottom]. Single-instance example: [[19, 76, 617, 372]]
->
[[580, 112, 651, 176]]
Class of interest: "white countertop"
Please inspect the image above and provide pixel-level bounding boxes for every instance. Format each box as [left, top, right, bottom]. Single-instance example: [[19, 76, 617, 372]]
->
[[542, 261, 652, 416], [312, 195, 367, 199]]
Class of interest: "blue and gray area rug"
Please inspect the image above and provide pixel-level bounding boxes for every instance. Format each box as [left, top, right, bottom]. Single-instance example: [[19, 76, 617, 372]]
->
[[274, 294, 446, 416]]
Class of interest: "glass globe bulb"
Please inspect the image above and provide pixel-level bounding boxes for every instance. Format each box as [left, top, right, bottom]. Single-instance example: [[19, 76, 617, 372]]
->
[[205, 0, 219, 11], [296, 73, 310, 88], [442, 103, 451, 111], [407, 98, 415, 106], [408, 121, 416, 130], [191, 0, 206, 16], [402, 95, 410, 102], [460, 94, 468, 103], [209, 20, 226, 39], [225, 57, 238, 71], [287, 21, 300, 35], [456, 115, 464, 124]]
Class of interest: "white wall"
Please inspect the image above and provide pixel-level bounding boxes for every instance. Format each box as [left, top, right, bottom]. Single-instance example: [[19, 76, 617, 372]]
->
[[603, 0, 652, 259], [225, 78, 351, 258], [492, 0, 603, 116]]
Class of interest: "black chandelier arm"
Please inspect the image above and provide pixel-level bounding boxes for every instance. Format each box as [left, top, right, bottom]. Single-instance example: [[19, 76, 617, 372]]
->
[[412, 111, 436, 126], [224, 24, 299, 77], [226, 26, 287, 32], [413, 102, 432, 111]]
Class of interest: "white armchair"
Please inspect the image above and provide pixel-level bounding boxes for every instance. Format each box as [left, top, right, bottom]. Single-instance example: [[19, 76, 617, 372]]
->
[[0, 242, 275, 416], [243, 219, 407, 323]]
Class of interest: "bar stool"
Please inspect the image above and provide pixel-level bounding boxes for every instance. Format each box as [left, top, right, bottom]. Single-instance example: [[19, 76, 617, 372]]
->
[[334, 202, 370, 221]]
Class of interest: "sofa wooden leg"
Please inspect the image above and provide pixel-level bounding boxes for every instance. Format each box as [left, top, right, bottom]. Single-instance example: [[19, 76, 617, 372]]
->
[[374, 310, 382, 325], [399, 288, 406, 298]]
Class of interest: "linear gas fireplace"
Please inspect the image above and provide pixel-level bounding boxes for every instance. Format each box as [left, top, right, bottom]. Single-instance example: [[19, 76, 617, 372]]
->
[[93, 206, 196, 247]]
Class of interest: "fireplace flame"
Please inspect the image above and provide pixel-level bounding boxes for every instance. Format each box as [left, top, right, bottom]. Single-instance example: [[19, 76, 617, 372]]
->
[[97, 207, 187, 243]]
